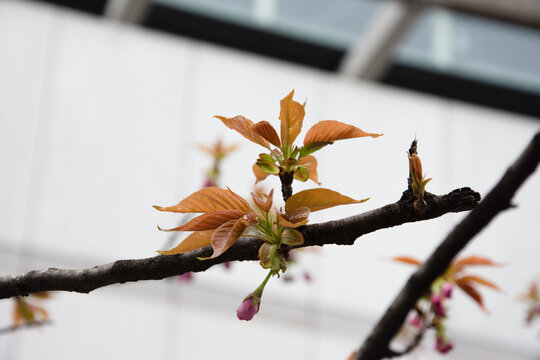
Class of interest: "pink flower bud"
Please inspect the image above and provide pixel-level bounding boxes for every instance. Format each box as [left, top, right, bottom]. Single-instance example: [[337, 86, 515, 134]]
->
[[435, 337, 454, 354], [202, 178, 216, 188], [431, 293, 441, 306], [431, 293, 445, 317], [178, 272, 193, 282], [409, 314, 423, 329], [442, 283, 453, 299], [237, 297, 259, 321]]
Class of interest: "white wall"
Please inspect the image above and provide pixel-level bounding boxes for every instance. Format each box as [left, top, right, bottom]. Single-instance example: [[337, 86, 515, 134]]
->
[[0, 1, 539, 359]]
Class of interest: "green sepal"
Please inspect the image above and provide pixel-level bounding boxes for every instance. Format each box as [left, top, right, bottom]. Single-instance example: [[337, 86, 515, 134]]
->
[[256, 153, 279, 174], [293, 166, 309, 182], [258, 243, 275, 269], [281, 228, 304, 246], [298, 141, 333, 158], [271, 251, 281, 273], [280, 158, 298, 173], [278, 252, 288, 273]]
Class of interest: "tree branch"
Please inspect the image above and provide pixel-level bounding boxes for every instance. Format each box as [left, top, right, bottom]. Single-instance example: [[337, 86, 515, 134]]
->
[[0, 186, 479, 299], [355, 130, 540, 360]]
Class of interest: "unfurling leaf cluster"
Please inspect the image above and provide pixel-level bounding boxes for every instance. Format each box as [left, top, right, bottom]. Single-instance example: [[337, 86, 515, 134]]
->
[[216, 90, 381, 185], [154, 90, 379, 321]]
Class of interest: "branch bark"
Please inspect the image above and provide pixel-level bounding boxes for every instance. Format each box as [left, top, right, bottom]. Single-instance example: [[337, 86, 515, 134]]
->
[[0, 187, 479, 299], [355, 130, 540, 360]]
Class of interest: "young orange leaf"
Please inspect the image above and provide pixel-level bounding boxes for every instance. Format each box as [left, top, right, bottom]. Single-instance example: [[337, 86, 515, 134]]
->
[[158, 230, 215, 255], [215, 115, 269, 147], [251, 189, 274, 213], [157, 210, 244, 232], [298, 155, 320, 184], [392, 256, 422, 266], [253, 121, 281, 147], [280, 90, 305, 147], [303, 120, 381, 145], [199, 219, 248, 259], [453, 256, 500, 273], [278, 206, 310, 228], [456, 278, 486, 310], [285, 188, 368, 213], [153, 187, 251, 214], [457, 275, 500, 291], [253, 163, 270, 184], [408, 153, 423, 185], [15, 299, 34, 322]]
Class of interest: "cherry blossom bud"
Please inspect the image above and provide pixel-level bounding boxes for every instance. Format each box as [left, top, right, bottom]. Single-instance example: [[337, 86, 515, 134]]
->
[[178, 272, 193, 282], [442, 283, 453, 299], [236, 296, 259, 321], [203, 178, 216, 188], [409, 314, 423, 329], [435, 337, 454, 354], [431, 293, 445, 317]]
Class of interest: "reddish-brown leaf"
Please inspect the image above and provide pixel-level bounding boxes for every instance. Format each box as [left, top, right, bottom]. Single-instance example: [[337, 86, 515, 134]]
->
[[279, 90, 305, 147], [158, 230, 214, 255], [153, 187, 251, 214], [199, 219, 248, 259], [158, 210, 244, 231], [457, 275, 500, 291], [304, 120, 381, 145], [285, 188, 368, 213], [215, 115, 269, 147], [392, 256, 422, 266], [456, 278, 486, 310], [408, 153, 423, 184], [252, 121, 281, 147], [298, 155, 320, 184], [251, 189, 274, 213], [453, 256, 500, 273]]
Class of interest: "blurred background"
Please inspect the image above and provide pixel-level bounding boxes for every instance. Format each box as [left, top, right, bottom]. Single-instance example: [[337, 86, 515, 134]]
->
[[0, 0, 539, 359]]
